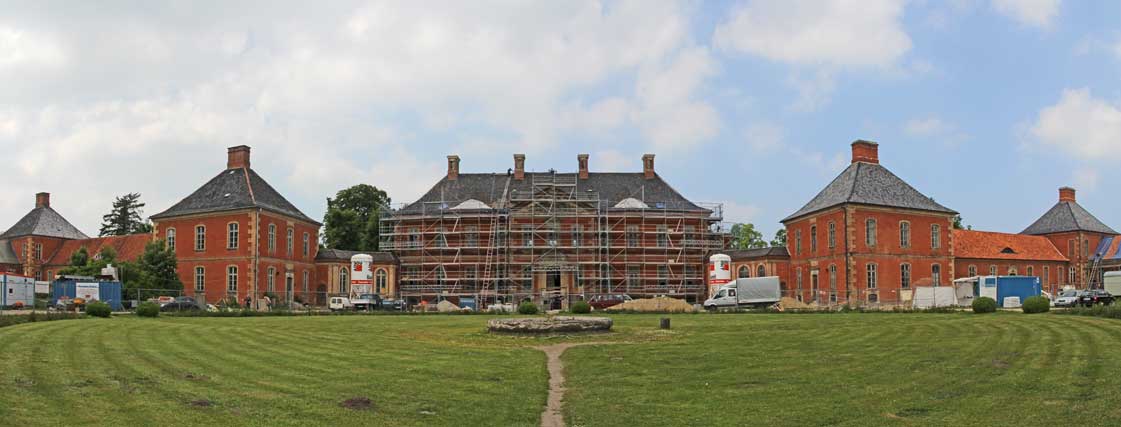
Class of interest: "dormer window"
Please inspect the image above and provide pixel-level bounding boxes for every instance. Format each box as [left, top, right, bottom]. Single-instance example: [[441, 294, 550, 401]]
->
[[1000, 247, 1015, 254]]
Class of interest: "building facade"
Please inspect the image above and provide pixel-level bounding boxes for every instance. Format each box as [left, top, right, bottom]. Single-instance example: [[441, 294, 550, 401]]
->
[[150, 146, 322, 305], [379, 154, 726, 307], [314, 249, 397, 305], [781, 141, 958, 305]]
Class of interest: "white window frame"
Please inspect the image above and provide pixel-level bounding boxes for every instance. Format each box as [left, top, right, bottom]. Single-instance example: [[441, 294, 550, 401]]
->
[[931, 224, 941, 249], [195, 225, 206, 251], [899, 221, 911, 248], [167, 228, 176, 251], [866, 263, 877, 289], [227, 266, 238, 292], [195, 266, 205, 292], [901, 263, 911, 289], [866, 219, 877, 247], [227, 222, 239, 249]]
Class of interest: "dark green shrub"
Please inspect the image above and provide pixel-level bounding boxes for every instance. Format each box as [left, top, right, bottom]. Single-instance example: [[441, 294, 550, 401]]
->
[[972, 297, 998, 314], [85, 301, 112, 318], [136, 302, 160, 318], [518, 301, 539, 315], [570, 300, 591, 314], [1022, 296, 1050, 314]]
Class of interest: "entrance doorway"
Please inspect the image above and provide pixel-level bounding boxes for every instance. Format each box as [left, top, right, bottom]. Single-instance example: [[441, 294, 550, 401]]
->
[[286, 276, 294, 302], [547, 271, 562, 310], [810, 271, 819, 303]]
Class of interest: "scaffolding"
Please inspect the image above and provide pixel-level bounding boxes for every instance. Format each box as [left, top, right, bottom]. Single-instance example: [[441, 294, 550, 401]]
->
[[379, 173, 727, 307]]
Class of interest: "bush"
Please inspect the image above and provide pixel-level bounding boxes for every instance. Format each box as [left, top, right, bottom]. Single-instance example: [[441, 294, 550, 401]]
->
[[1022, 296, 1051, 314], [570, 300, 591, 314], [518, 301, 539, 315], [972, 297, 998, 314], [85, 301, 112, 318], [136, 301, 160, 318]]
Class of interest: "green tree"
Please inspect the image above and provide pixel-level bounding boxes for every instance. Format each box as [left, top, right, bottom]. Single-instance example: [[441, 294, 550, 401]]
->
[[130, 239, 183, 295], [59, 246, 118, 277], [69, 247, 89, 267], [99, 193, 152, 236], [952, 215, 971, 230], [771, 229, 788, 247], [323, 184, 391, 251], [730, 223, 767, 249]]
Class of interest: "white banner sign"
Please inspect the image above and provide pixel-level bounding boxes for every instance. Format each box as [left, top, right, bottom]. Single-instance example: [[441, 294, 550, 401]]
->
[[76, 282, 100, 301]]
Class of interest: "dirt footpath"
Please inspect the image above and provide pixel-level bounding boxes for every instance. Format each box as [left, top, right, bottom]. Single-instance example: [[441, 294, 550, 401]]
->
[[536, 342, 615, 427]]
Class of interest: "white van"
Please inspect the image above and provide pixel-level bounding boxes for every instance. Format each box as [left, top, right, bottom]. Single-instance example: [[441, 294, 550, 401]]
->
[[329, 297, 353, 312]]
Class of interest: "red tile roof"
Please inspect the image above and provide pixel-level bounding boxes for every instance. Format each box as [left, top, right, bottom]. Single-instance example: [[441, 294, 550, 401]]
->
[[954, 230, 1067, 262], [45, 234, 152, 267]]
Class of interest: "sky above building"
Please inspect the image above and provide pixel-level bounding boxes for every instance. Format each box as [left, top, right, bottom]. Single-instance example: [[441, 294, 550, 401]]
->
[[1, 0, 1118, 240]]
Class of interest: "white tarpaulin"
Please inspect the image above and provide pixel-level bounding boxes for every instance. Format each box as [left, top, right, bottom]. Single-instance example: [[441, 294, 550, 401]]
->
[[912, 287, 957, 308], [76, 282, 100, 301]]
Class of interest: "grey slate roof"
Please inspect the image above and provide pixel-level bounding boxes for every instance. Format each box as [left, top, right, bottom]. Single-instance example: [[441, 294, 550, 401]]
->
[[315, 248, 396, 263], [1021, 201, 1118, 235], [726, 246, 790, 260], [397, 172, 707, 215], [151, 168, 319, 225], [783, 161, 957, 223], [0, 206, 89, 240], [0, 240, 18, 264]]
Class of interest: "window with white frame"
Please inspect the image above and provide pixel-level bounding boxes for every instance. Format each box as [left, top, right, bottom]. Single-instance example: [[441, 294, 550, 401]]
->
[[268, 224, 276, 253], [195, 266, 205, 292], [901, 263, 911, 289], [227, 266, 238, 292], [303, 233, 310, 257], [968, 265, 977, 277], [267, 267, 276, 292], [990, 265, 997, 276], [866, 263, 877, 289], [900, 221, 911, 248], [932, 264, 941, 285], [167, 228, 176, 251], [195, 225, 206, 251], [286, 227, 294, 255], [340, 269, 348, 294], [866, 219, 877, 246], [828, 264, 837, 290], [738, 266, 750, 278], [376, 269, 388, 294], [227, 222, 239, 249], [828, 222, 836, 249], [810, 225, 818, 253], [931, 224, 941, 249], [1043, 266, 1049, 286], [795, 229, 803, 255], [33, 243, 42, 261], [1069, 267, 1076, 284]]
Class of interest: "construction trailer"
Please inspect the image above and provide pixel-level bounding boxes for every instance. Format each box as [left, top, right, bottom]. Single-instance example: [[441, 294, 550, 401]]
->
[[1, 274, 35, 308], [380, 173, 728, 308]]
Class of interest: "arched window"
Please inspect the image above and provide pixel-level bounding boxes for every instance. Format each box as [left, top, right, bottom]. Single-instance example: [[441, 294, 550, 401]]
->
[[339, 268, 348, 294], [738, 266, 750, 278], [267, 267, 276, 292], [866, 219, 877, 246], [226, 266, 238, 292], [1008, 267, 1017, 276], [195, 225, 206, 251], [932, 264, 942, 285], [900, 263, 911, 289], [899, 221, 911, 248], [757, 265, 766, 277], [376, 269, 388, 294], [227, 222, 239, 249], [167, 228, 176, 250]]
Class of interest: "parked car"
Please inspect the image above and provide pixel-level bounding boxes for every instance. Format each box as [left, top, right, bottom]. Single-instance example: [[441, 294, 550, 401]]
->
[[1078, 290, 1114, 307], [160, 301, 201, 312], [329, 297, 353, 312], [587, 294, 633, 310], [1054, 290, 1081, 308]]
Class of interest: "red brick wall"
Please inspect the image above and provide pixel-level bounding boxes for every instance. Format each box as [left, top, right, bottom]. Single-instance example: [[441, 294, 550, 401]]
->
[[154, 209, 320, 304], [954, 258, 1068, 294], [785, 206, 955, 304], [1039, 231, 1109, 287]]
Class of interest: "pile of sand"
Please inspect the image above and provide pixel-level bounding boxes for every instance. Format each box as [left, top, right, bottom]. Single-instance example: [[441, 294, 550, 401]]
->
[[436, 300, 461, 312], [605, 297, 695, 313], [779, 297, 809, 309]]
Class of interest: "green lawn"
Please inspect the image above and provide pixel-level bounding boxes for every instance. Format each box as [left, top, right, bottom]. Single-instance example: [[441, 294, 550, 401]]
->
[[1, 313, 1120, 426]]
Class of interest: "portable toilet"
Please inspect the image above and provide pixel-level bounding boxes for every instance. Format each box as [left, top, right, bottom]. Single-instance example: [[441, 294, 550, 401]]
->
[[1, 274, 36, 308]]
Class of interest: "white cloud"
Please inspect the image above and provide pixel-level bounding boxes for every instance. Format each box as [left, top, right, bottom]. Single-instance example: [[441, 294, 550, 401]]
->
[[713, 0, 910, 110], [744, 122, 785, 151], [713, 0, 911, 67], [722, 201, 763, 225], [991, 0, 1061, 29], [0, 1, 722, 231], [1030, 88, 1121, 160], [1074, 168, 1099, 192], [904, 117, 953, 136]]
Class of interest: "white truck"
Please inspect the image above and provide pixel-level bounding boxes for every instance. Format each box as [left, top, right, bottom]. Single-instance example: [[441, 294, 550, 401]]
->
[[703, 277, 782, 310]]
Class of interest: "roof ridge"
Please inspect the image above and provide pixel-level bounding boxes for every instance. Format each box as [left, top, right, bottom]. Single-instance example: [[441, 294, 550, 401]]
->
[[243, 167, 256, 204], [846, 162, 862, 202]]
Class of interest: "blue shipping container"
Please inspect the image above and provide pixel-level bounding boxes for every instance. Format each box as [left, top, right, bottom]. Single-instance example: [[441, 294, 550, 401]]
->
[[52, 280, 123, 311], [978, 276, 1041, 306]]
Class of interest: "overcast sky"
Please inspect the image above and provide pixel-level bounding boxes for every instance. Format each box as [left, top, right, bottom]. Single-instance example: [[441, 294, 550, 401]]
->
[[2, 0, 1119, 239]]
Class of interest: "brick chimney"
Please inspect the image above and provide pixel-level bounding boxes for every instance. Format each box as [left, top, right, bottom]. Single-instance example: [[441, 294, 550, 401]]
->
[[578, 154, 589, 180], [1059, 187, 1076, 203], [35, 192, 50, 209], [851, 140, 879, 164], [447, 155, 460, 181], [514, 154, 525, 180], [642, 154, 656, 179], [227, 145, 251, 169]]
